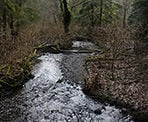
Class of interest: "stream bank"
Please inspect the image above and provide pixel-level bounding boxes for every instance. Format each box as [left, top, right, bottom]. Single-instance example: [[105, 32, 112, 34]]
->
[[0, 40, 134, 122], [0, 55, 35, 99], [83, 44, 148, 122]]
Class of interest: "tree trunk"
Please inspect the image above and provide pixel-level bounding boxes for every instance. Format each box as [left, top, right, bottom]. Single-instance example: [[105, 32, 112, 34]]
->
[[123, 0, 128, 28], [62, 0, 71, 33], [109, 0, 113, 22], [2, 0, 7, 37], [123, 7, 127, 28], [9, 15, 15, 37], [99, 0, 103, 27], [91, 3, 95, 27]]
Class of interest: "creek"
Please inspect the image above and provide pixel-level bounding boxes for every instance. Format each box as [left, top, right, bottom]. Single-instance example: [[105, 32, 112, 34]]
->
[[0, 41, 134, 122]]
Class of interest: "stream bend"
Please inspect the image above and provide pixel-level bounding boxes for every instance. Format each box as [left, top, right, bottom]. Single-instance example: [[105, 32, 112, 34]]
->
[[0, 41, 133, 122]]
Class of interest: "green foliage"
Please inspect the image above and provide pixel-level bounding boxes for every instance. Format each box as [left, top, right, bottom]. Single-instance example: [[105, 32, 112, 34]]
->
[[0, 50, 35, 88], [0, 0, 38, 37], [73, 0, 122, 27], [129, 0, 148, 41], [22, 7, 38, 25], [77, 0, 100, 26], [129, 0, 148, 25]]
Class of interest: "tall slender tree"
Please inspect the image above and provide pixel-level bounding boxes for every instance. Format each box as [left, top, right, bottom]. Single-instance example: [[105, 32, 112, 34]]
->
[[1, 0, 7, 35], [99, 0, 103, 26], [60, 0, 71, 33], [122, 0, 131, 28]]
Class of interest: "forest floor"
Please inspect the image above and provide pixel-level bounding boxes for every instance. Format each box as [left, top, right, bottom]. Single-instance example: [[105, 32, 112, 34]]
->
[[83, 41, 148, 122], [0, 25, 73, 97]]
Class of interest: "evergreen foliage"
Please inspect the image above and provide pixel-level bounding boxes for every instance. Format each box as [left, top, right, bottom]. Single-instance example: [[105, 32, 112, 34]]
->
[[129, 0, 148, 25], [129, 0, 148, 41], [0, 0, 37, 37], [73, 0, 122, 27]]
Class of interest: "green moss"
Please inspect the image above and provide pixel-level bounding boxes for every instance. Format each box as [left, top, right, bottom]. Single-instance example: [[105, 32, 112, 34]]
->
[[0, 51, 36, 97]]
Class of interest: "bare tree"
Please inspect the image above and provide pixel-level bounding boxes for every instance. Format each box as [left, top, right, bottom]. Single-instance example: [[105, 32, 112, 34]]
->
[[122, 0, 131, 28]]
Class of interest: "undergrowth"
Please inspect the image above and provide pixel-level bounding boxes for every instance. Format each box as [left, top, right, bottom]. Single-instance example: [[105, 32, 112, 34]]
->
[[0, 22, 74, 94]]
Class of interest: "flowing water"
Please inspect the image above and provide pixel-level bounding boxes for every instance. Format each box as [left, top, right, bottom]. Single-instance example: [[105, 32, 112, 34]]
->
[[0, 41, 134, 122]]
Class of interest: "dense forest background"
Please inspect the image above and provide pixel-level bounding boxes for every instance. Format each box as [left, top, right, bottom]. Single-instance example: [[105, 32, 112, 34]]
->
[[0, 0, 147, 95], [0, 1, 147, 121], [0, 0, 147, 39]]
